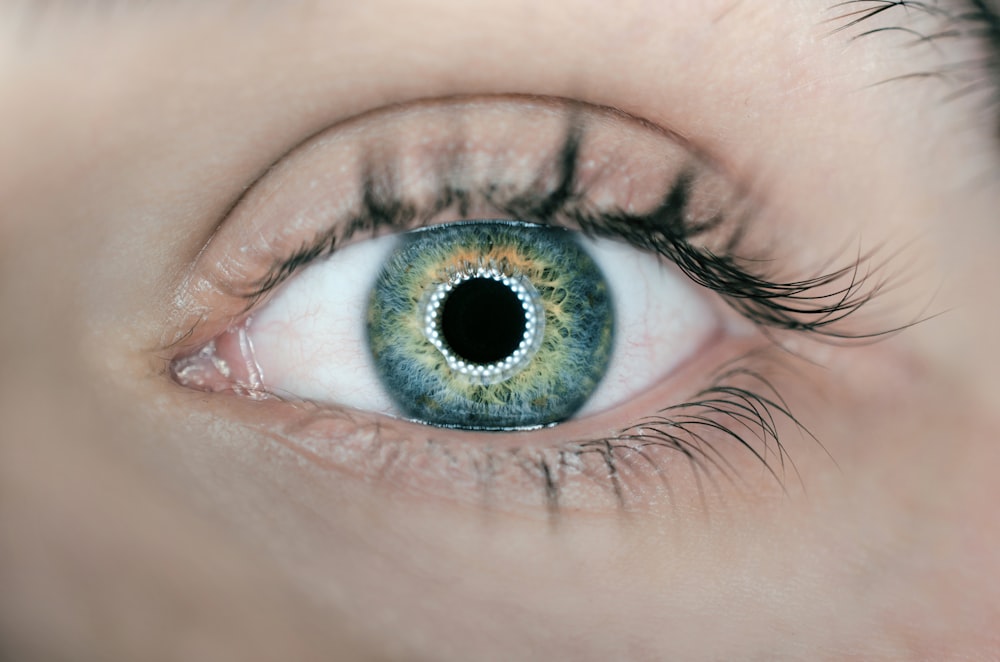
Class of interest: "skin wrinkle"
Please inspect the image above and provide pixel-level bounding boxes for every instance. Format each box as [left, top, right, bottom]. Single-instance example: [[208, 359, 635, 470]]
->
[[2, 1, 1000, 660]]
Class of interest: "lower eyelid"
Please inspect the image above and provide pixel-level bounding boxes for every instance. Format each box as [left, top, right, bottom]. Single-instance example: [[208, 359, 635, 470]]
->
[[159, 95, 855, 515], [169, 328, 800, 516]]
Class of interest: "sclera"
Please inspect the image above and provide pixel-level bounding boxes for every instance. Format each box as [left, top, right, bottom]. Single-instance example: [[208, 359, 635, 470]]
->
[[241, 227, 719, 425]]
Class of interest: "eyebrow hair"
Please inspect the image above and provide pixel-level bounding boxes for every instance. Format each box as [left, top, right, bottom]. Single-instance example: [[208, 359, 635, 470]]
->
[[963, 0, 1000, 105], [965, 0, 1000, 37], [827, 0, 1000, 133]]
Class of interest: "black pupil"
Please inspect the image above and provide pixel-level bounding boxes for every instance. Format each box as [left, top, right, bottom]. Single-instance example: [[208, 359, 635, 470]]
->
[[440, 277, 527, 365]]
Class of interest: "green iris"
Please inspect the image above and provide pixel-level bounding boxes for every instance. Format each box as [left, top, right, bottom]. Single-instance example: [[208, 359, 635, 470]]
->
[[366, 220, 613, 430]]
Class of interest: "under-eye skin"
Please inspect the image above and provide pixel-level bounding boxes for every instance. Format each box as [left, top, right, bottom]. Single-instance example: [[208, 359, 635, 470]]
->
[[168, 96, 898, 513], [367, 220, 613, 430]]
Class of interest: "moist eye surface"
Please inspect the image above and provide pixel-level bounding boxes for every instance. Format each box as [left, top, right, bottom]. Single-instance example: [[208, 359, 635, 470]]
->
[[366, 220, 614, 430]]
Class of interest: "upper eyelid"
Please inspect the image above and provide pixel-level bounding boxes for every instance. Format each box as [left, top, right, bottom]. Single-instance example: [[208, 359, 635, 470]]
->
[[238, 113, 662, 301], [133, 11, 920, 512], [177, 98, 687, 287], [159, 98, 658, 347], [211, 103, 700, 300], [169, 96, 902, 358]]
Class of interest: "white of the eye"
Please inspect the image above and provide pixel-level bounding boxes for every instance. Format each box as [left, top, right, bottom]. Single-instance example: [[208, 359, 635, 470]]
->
[[248, 231, 720, 418], [574, 237, 718, 416], [249, 236, 398, 414]]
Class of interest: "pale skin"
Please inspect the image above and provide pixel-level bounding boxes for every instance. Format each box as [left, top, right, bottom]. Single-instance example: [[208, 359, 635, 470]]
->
[[2, 1, 1000, 660]]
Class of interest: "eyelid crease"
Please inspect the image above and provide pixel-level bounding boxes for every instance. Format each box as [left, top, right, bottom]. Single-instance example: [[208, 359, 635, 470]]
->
[[162, 96, 910, 517]]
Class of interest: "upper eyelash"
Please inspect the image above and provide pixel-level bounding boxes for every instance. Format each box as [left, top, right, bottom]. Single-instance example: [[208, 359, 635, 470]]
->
[[555, 362, 814, 513], [215, 109, 904, 522], [223, 108, 901, 515], [494, 128, 895, 339], [244, 119, 891, 338]]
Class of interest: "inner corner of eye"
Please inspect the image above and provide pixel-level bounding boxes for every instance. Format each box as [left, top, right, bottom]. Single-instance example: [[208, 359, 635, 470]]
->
[[168, 318, 260, 397], [168, 99, 733, 425], [189, 218, 725, 433]]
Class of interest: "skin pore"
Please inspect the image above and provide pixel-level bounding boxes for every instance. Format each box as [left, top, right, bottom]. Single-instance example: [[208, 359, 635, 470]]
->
[[2, 1, 1000, 660]]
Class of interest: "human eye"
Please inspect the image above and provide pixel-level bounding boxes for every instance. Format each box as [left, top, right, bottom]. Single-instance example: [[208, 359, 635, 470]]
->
[[191, 216, 722, 431], [164, 96, 891, 515]]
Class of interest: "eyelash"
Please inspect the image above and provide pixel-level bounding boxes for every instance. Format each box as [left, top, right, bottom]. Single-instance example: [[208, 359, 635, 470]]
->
[[205, 107, 893, 514], [829, 0, 1000, 129], [525, 362, 810, 514], [246, 122, 886, 339], [278, 354, 812, 514]]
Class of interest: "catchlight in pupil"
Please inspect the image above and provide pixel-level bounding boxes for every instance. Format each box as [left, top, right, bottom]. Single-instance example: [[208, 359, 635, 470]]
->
[[439, 277, 527, 365]]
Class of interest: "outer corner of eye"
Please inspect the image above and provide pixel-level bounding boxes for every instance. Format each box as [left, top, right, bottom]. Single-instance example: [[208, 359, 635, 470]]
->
[[571, 234, 723, 419], [171, 218, 729, 435]]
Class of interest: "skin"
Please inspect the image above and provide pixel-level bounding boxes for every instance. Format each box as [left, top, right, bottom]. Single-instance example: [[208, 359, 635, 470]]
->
[[2, 1, 1000, 660]]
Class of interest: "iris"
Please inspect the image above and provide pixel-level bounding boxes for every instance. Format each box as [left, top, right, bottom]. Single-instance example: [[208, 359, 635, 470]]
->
[[366, 221, 613, 430]]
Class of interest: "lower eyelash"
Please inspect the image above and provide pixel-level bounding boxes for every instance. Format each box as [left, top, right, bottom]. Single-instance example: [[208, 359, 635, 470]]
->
[[510, 361, 812, 515], [185, 97, 907, 515], [258, 349, 815, 517]]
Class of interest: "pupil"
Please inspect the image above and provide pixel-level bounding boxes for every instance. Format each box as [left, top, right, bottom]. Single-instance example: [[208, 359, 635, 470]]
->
[[440, 277, 527, 365]]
